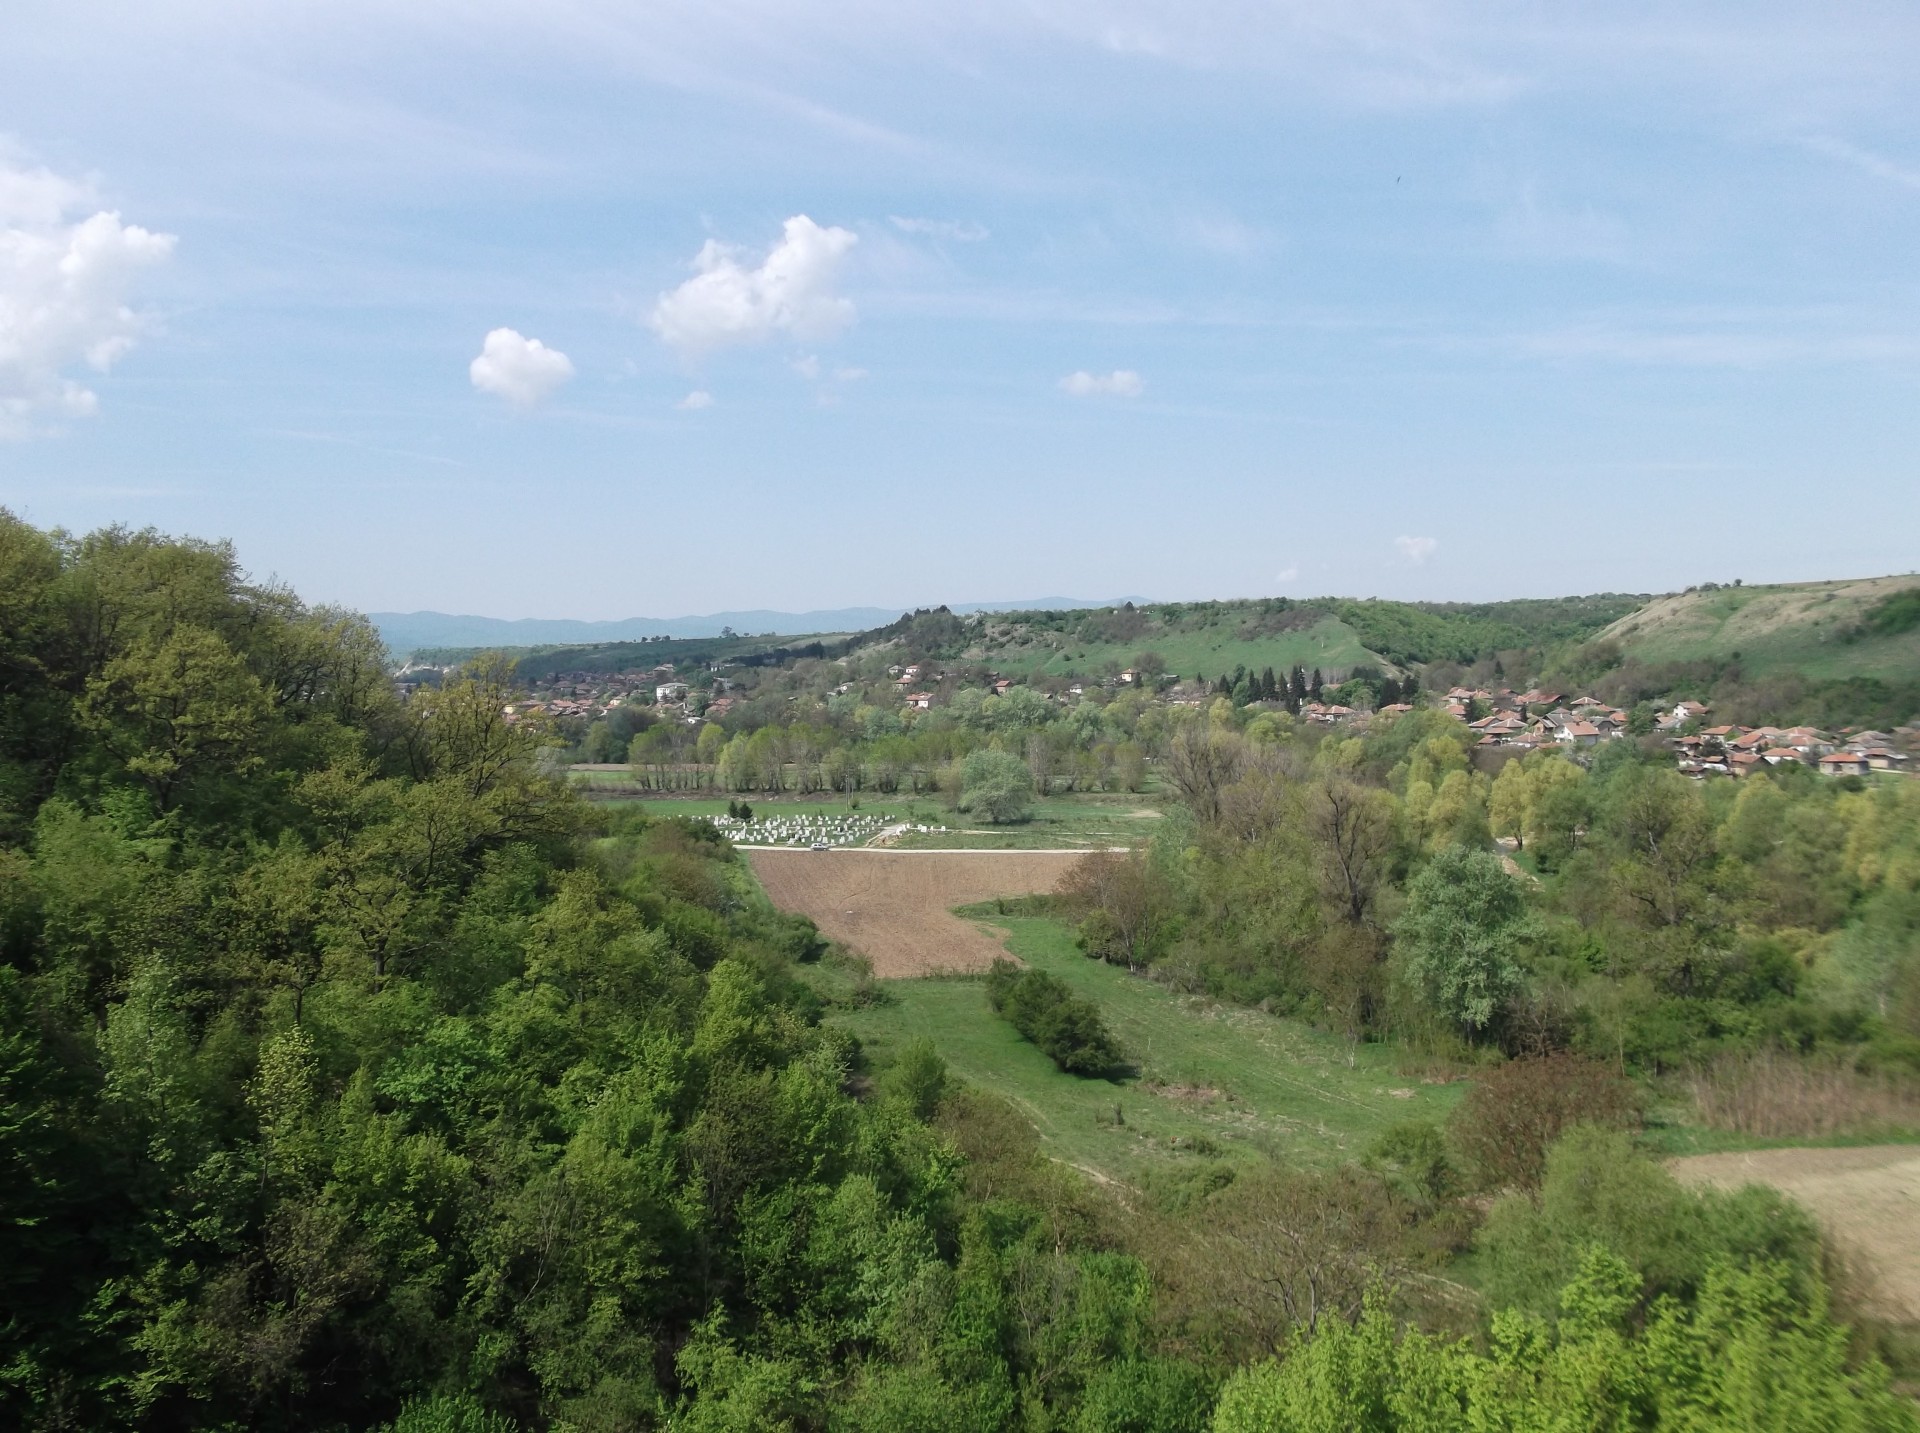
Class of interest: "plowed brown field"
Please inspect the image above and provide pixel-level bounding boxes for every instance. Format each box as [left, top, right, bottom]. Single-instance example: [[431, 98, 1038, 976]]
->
[[748, 849, 1083, 978], [1670, 1145, 1920, 1320]]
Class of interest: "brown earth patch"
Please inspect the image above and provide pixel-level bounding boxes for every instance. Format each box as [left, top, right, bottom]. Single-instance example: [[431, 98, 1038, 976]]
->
[[1669, 1144, 1920, 1321], [747, 849, 1084, 978]]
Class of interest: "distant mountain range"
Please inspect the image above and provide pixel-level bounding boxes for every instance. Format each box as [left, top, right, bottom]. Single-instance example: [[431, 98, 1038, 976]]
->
[[372, 598, 1152, 656]]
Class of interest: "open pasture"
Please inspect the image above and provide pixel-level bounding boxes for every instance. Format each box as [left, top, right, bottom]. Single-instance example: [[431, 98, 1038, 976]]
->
[[829, 914, 1466, 1186], [748, 848, 1082, 977]]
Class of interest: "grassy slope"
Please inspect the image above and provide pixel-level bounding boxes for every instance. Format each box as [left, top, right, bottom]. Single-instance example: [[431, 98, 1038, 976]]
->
[[969, 613, 1377, 682], [830, 913, 1463, 1186], [1598, 576, 1920, 682]]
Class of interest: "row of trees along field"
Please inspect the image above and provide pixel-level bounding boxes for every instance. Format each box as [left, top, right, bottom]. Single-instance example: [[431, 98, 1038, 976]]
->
[[574, 665, 1421, 801], [3, 511, 1916, 1430]]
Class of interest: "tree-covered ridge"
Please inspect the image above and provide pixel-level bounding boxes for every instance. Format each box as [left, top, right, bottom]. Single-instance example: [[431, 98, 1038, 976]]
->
[[410, 633, 845, 685], [0, 512, 1176, 1429]]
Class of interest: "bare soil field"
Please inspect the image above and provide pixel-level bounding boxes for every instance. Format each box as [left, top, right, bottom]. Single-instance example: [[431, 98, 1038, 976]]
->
[[1670, 1145, 1920, 1320], [748, 849, 1083, 978]]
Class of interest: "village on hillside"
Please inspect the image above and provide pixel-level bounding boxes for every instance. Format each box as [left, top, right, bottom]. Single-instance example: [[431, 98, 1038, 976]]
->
[[444, 647, 1920, 785]]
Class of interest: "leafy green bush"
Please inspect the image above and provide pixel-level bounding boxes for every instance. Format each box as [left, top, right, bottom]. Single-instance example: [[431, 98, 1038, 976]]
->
[[881, 1036, 949, 1119], [1073, 1358, 1215, 1432], [1861, 585, 1920, 638], [1481, 1126, 1819, 1320], [382, 1397, 520, 1433], [985, 958, 1124, 1075], [1211, 1250, 1916, 1433], [958, 748, 1036, 823]]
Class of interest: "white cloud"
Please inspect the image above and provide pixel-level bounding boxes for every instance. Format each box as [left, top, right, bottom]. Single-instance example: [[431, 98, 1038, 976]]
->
[[469, 328, 574, 408], [1803, 136, 1920, 192], [1060, 369, 1144, 398], [1395, 535, 1438, 564], [0, 158, 175, 437], [890, 215, 989, 242], [676, 389, 713, 410], [650, 215, 857, 359], [1274, 565, 1300, 582]]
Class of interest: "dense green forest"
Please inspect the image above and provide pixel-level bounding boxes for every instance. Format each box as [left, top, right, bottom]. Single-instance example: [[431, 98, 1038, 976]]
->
[[3, 511, 1916, 1431]]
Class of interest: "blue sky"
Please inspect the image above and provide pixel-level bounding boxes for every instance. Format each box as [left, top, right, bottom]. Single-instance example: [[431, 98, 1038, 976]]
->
[[3, 2, 1918, 618]]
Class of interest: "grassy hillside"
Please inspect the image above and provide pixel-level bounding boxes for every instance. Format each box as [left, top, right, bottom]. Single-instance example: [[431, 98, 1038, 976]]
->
[[886, 594, 1643, 683], [827, 912, 1463, 1187], [1599, 576, 1920, 682]]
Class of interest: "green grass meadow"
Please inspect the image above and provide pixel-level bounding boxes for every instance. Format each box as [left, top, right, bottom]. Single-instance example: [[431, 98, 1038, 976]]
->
[[827, 912, 1464, 1188]]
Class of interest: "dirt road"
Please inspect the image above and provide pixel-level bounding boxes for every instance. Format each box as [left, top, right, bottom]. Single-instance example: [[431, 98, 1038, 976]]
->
[[747, 848, 1083, 978]]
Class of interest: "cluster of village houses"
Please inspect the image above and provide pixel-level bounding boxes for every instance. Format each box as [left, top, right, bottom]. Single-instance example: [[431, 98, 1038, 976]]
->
[[1421, 685, 1914, 779], [487, 659, 1915, 782]]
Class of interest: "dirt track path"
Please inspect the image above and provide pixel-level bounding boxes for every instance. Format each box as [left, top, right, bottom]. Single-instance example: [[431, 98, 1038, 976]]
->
[[747, 848, 1083, 978], [1670, 1145, 1920, 1320]]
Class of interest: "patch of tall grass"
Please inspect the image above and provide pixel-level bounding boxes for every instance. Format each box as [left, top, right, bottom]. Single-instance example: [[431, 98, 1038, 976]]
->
[[1686, 1050, 1920, 1140]]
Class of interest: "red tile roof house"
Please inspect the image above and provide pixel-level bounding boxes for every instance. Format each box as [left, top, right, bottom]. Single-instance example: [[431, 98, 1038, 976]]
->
[[1729, 751, 1768, 777], [1783, 728, 1837, 755], [903, 691, 934, 710], [1556, 721, 1602, 747], [1818, 752, 1872, 778], [1763, 748, 1808, 767]]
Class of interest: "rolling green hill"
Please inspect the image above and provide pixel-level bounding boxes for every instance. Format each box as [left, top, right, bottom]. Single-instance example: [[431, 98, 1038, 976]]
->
[[881, 594, 1645, 683], [1597, 576, 1920, 683]]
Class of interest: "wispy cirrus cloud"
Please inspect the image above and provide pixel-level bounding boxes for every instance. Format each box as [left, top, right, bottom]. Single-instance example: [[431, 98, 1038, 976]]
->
[[890, 215, 989, 242], [1803, 135, 1920, 192], [1060, 369, 1143, 397]]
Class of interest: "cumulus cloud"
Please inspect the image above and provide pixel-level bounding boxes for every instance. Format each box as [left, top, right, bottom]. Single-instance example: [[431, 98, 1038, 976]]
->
[[890, 215, 989, 242], [650, 215, 857, 359], [1060, 369, 1144, 398], [676, 389, 713, 410], [1275, 565, 1300, 582], [1395, 535, 1438, 564], [469, 328, 574, 408], [0, 158, 175, 436]]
